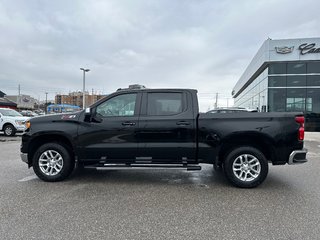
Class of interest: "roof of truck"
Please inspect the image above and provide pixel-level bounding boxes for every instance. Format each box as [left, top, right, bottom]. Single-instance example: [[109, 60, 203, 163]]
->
[[115, 84, 197, 93]]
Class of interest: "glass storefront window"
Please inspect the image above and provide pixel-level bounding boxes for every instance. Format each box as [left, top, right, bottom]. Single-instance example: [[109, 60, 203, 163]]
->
[[307, 62, 320, 73], [287, 88, 306, 98], [287, 62, 306, 74], [268, 76, 286, 87], [268, 63, 286, 74], [286, 88, 306, 112], [307, 75, 320, 86], [305, 89, 320, 131], [235, 72, 268, 110], [236, 61, 320, 129], [268, 89, 286, 112], [286, 98, 305, 112], [306, 98, 312, 112], [306, 89, 320, 113], [287, 75, 306, 87]]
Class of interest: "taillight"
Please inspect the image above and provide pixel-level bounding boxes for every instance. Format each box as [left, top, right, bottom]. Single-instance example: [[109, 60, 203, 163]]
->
[[295, 116, 305, 141]]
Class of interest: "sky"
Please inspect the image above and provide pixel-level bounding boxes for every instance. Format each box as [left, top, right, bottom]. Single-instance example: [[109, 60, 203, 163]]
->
[[0, 0, 319, 111]]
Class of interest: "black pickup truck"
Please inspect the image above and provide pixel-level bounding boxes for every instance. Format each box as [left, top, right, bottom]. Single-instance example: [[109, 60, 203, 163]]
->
[[20, 86, 307, 188]]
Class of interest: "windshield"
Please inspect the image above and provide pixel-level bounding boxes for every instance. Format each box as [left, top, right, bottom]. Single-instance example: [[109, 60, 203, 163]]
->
[[0, 109, 23, 117]]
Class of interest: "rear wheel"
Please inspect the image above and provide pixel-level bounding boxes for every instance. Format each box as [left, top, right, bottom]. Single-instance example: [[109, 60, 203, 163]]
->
[[32, 143, 74, 182], [3, 124, 16, 136], [223, 146, 268, 188]]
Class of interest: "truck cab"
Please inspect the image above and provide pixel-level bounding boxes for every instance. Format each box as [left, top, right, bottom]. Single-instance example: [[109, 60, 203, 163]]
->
[[77, 88, 198, 164]]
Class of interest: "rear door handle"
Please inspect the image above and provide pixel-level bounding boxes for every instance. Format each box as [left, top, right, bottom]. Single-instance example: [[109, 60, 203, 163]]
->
[[122, 122, 136, 126], [176, 121, 190, 126]]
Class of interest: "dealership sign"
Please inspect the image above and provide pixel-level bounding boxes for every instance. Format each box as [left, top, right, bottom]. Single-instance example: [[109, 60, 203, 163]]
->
[[275, 46, 294, 54], [298, 43, 320, 55], [275, 43, 320, 55]]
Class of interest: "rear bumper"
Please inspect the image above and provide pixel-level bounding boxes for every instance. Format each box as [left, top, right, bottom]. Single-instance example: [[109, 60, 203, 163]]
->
[[288, 149, 308, 165]]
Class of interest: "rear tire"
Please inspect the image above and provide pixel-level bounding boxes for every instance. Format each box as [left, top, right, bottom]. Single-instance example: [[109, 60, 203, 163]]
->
[[223, 146, 268, 188], [32, 143, 74, 182], [3, 124, 16, 136]]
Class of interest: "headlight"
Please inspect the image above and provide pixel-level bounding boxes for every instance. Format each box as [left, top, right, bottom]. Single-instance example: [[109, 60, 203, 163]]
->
[[15, 120, 24, 125], [25, 120, 31, 129]]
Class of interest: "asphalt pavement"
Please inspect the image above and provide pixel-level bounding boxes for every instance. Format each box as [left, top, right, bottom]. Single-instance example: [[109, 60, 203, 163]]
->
[[0, 133, 319, 240]]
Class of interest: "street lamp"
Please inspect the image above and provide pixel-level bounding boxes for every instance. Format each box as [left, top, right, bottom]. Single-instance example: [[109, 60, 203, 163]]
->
[[80, 68, 90, 109], [45, 92, 48, 114]]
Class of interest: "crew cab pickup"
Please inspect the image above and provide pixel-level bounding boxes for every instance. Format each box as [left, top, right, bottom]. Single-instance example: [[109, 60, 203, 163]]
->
[[20, 87, 308, 188]]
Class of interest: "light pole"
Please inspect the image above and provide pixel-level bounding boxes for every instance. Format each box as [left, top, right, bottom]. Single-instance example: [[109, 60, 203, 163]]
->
[[80, 68, 90, 109], [45, 92, 48, 114]]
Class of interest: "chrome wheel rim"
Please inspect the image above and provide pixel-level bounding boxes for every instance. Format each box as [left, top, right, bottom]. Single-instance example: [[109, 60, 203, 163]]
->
[[39, 150, 63, 176], [232, 154, 261, 182], [5, 127, 12, 135]]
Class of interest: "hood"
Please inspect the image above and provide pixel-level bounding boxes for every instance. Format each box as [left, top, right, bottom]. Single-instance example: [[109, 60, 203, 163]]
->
[[30, 111, 83, 123], [16, 116, 30, 121], [3, 116, 30, 121]]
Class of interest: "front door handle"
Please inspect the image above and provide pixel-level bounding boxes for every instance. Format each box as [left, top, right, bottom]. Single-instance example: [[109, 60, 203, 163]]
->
[[176, 121, 190, 126], [122, 122, 136, 126]]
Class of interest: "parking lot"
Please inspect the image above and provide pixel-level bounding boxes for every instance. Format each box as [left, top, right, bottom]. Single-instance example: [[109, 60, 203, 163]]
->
[[0, 133, 319, 240]]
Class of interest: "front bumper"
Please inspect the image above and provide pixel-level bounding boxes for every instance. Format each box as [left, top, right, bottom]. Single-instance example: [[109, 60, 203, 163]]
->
[[288, 149, 308, 165], [20, 153, 28, 164], [16, 126, 27, 132]]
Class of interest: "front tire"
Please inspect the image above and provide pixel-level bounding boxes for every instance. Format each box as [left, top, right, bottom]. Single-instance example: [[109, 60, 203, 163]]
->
[[3, 124, 16, 136], [32, 143, 74, 182], [223, 146, 268, 188]]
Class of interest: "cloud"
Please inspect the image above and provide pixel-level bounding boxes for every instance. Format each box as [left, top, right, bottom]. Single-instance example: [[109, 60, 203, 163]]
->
[[0, 0, 319, 110]]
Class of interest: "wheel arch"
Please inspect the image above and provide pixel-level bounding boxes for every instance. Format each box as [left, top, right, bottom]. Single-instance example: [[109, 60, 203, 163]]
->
[[218, 132, 276, 165], [2, 122, 15, 130], [28, 133, 75, 166]]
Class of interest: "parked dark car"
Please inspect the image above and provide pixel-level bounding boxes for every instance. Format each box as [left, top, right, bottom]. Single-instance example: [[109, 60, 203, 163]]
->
[[20, 86, 307, 188], [305, 112, 320, 131]]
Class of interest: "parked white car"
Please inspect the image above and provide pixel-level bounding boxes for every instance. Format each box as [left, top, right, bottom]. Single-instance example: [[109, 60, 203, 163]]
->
[[0, 108, 29, 136]]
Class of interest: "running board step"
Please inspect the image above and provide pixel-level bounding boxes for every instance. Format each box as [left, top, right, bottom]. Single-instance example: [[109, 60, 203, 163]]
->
[[85, 163, 201, 171]]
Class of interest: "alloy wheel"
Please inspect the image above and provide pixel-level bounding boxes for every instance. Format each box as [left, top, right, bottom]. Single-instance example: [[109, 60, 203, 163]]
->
[[232, 154, 261, 182], [38, 150, 64, 176]]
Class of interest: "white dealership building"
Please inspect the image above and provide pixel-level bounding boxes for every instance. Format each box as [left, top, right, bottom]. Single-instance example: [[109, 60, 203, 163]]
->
[[232, 37, 320, 131]]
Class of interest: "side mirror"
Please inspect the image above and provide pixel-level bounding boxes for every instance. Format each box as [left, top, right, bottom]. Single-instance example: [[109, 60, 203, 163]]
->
[[84, 107, 103, 123], [84, 108, 92, 122]]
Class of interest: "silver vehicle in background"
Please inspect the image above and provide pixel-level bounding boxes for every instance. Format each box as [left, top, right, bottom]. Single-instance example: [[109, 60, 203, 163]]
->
[[0, 108, 29, 136], [207, 107, 258, 114]]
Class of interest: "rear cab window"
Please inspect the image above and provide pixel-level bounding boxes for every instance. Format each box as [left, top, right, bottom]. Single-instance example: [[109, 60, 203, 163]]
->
[[146, 92, 185, 116]]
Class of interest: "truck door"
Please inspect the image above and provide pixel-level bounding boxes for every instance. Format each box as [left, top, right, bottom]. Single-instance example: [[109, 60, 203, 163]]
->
[[137, 91, 197, 163], [77, 92, 141, 162]]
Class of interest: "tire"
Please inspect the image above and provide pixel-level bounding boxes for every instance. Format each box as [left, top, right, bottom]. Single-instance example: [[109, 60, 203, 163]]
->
[[223, 146, 268, 188], [3, 124, 16, 136], [32, 143, 75, 182]]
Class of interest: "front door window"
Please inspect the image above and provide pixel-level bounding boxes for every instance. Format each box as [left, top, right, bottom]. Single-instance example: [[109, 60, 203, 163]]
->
[[96, 93, 137, 117]]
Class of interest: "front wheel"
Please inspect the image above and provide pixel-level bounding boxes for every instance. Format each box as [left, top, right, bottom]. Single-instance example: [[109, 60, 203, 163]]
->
[[32, 143, 74, 182], [223, 147, 268, 188], [3, 124, 16, 136]]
